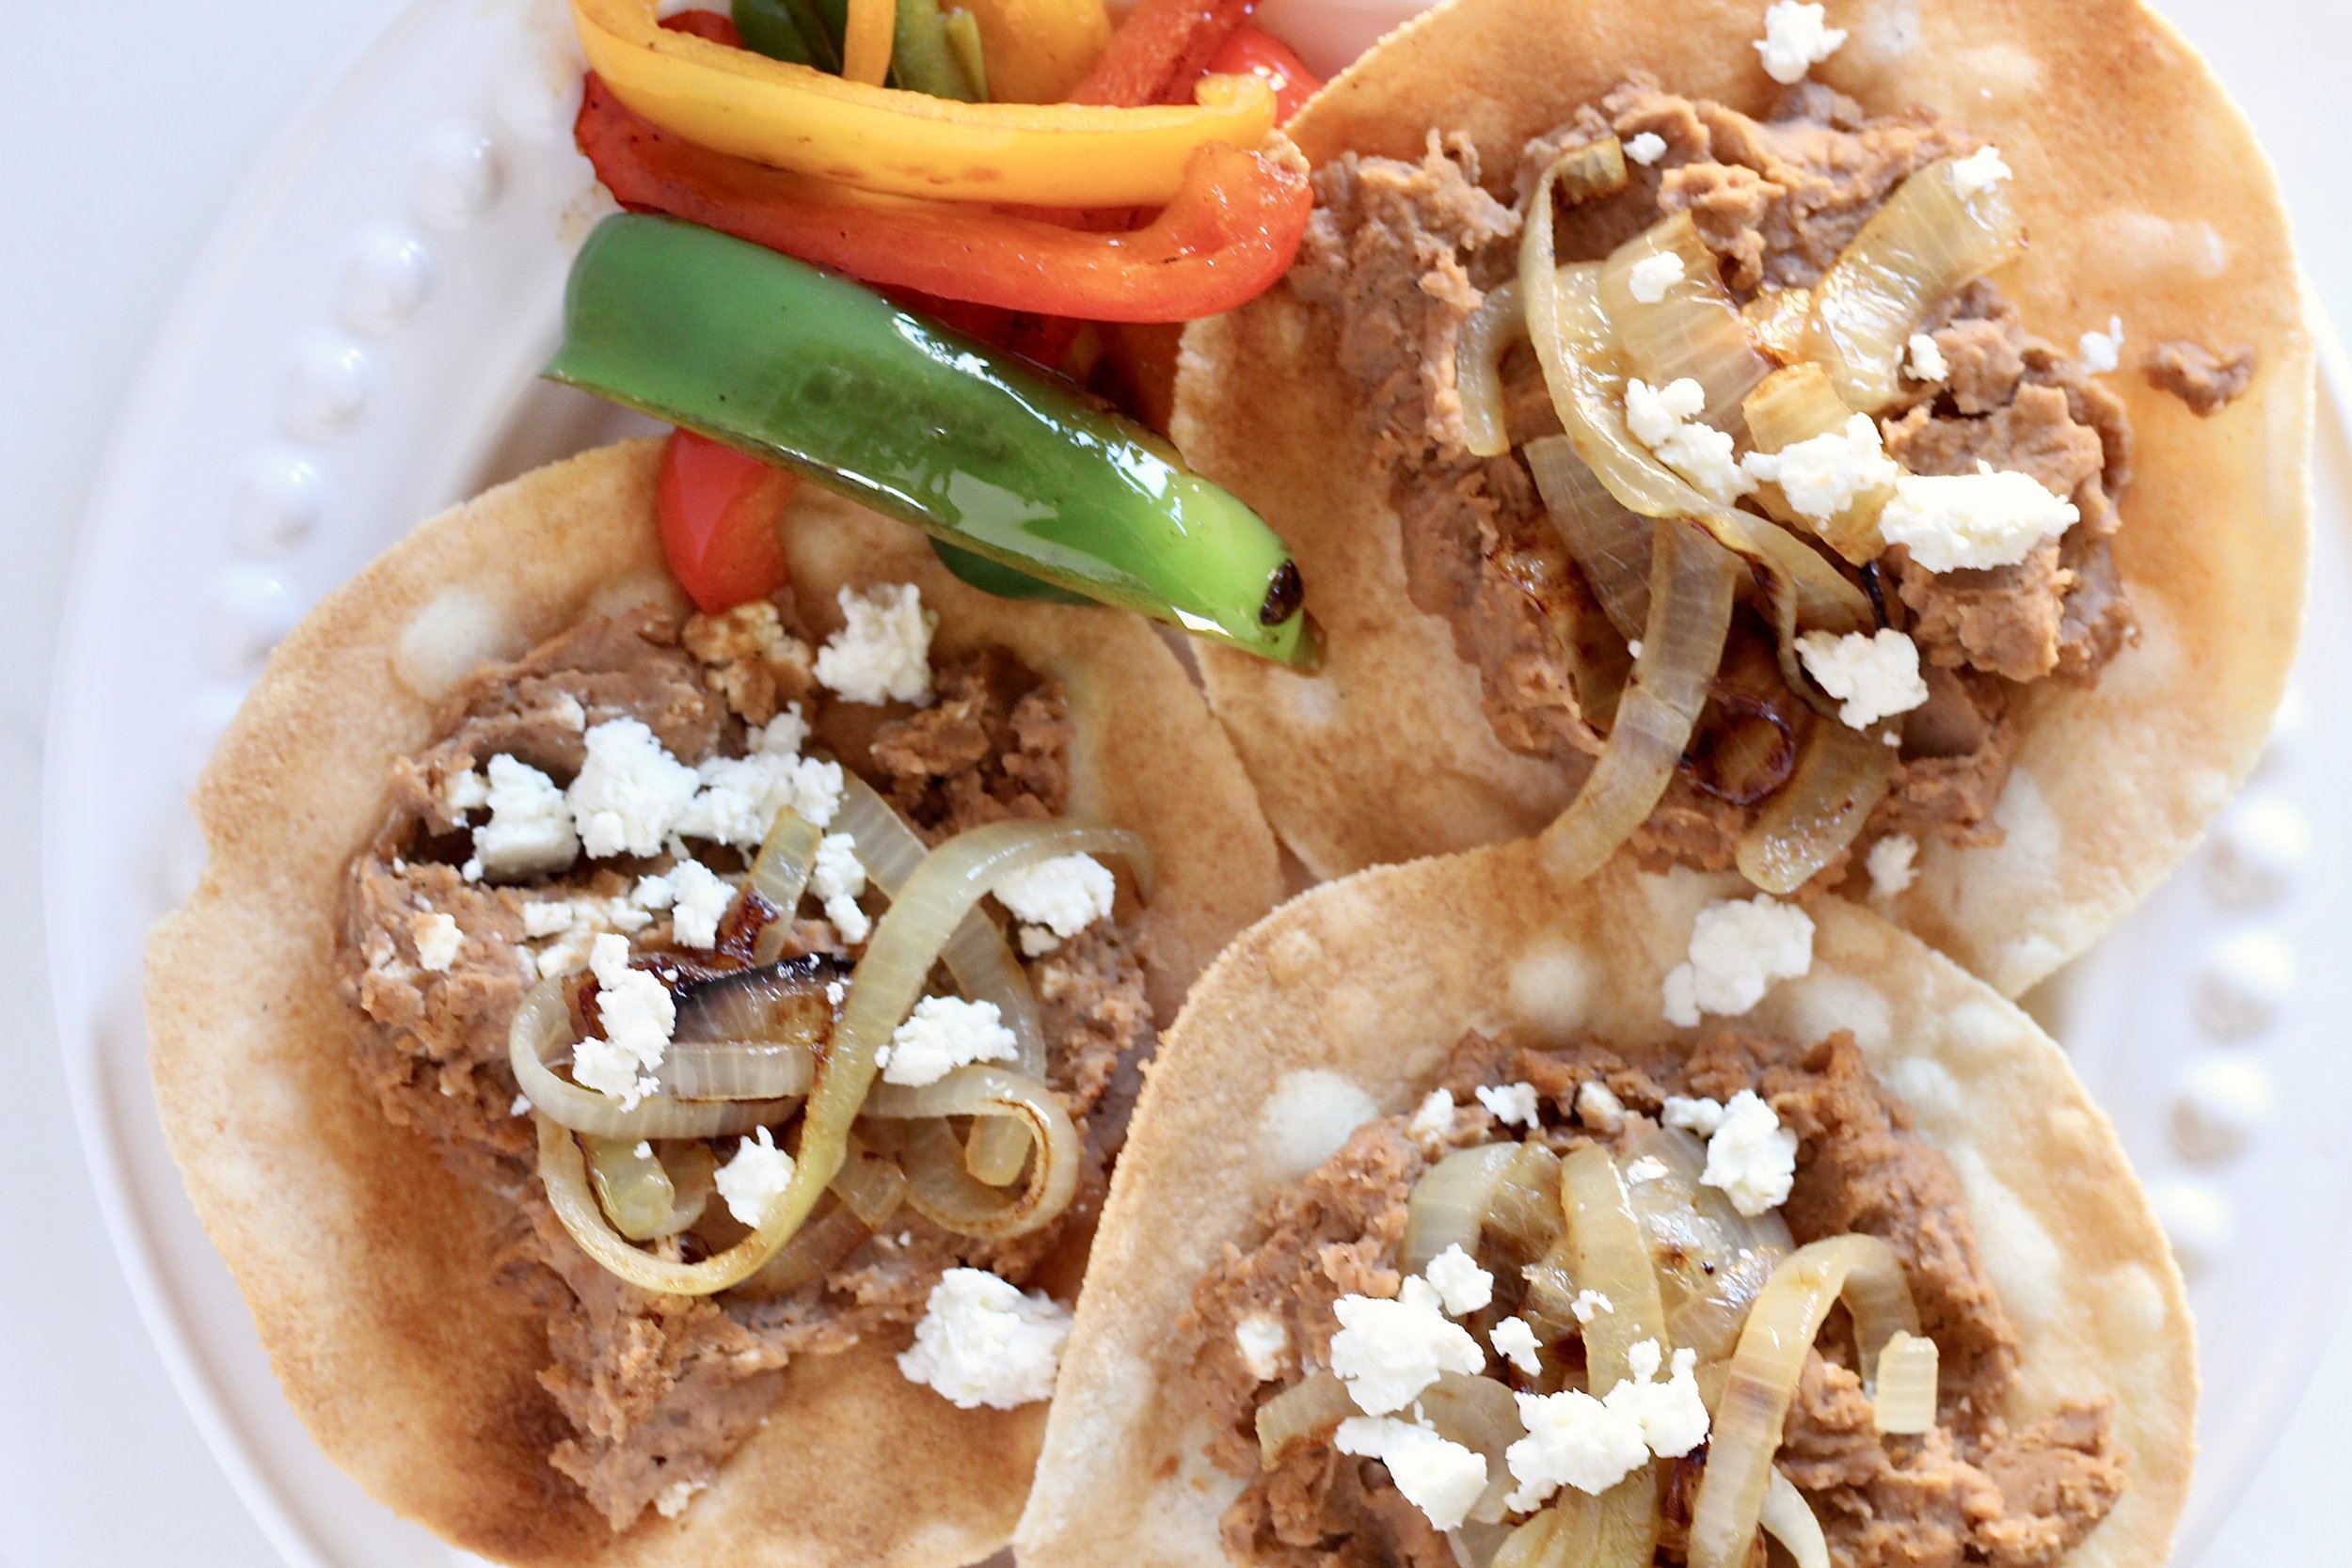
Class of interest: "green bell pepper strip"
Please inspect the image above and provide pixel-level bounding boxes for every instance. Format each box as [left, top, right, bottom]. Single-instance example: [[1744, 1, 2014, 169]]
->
[[891, 0, 982, 100], [930, 540, 1087, 602], [732, 0, 834, 69], [546, 214, 1322, 669]]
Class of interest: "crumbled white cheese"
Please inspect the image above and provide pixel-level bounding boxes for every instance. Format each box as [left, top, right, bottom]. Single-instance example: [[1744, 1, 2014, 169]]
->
[[1407, 1088, 1458, 1145], [1423, 1245, 1495, 1318], [1503, 1387, 1648, 1507], [755, 705, 809, 756], [1328, 1290, 1486, 1415], [668, 859, 736, 950], [1611, 1340, 1711, 1457], [1017, 926, 1061, 958], [993, 853, 1116, 944], [897, 1268, 1072, 1408], [1235, 1312, 1290, 1382], [1879, 462, 2079, 571], [1490, 1316, 1544, 1376], [461, 855, 484, 882], [1623, 1155, 1669, 1183], [1625, 131, 1668, 166], [1701, 1090, 1799, 1215], [1627, 640, 1645, 659], [1661, 1096, 1727, 1137], [1797, 628, 1930, 730], [1625, 376, 1706, 447], [1475, 1082, 1542, 1129], [789, 756, 845, 831], [474, 754, 580, 879], [570, 933, 675, 1108], [2078, 315, 2124, 374], [549, 693, 588, 732], [1570, 1290, 1613, 1324], [1906, 333, 1949, 384], [631, 874, 676, 911], [568, 720, 700, 859], [520, 901, 577, 938], [808, 832, 871, 943], [1334, 1418, 1490, 1531], [1626, 250, 1685, 304], [1867, 832, 1919, 899], [714, 1126, 795, 1226], [1504, 1340, 1709, 1509], [816, 583, 935, 705], [879, 995, 1019, 1086], [1661, 895, 1816, 1027], [1575, 1079, 1626, 1133], [1950, 145, 2013, 199], [1755, 0, 1847, 85], [441, 767, 490, 816], [510, 1093, 532, 1117], [411, 911, 462, 972], [1739, 413, 1898, 521], [1623, 377, 1753, 505], [677, 751, 800, 846]]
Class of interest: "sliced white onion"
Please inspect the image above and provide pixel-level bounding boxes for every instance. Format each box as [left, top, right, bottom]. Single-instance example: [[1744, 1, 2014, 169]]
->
[[1525, 436, 1652, 642], [747, 806, 822, 964], [862, 1063, 1079, 1238], [510, 976, 799, 1139], [1806, 156, 2025, 413], [1401, 1143, 1519, 1277], [1761, 1468, 1830, 1568], [1871, 1330, 1940, 1434], [1688, 1234, 1922, 1568], [1598, 211, 1775, 432]]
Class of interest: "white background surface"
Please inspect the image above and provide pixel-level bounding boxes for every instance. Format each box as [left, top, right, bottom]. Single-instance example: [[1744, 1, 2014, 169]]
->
[[0, 3, 2344, 1565]]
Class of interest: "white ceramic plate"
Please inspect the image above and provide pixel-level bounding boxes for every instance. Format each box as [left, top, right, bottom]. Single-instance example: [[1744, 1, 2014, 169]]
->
[[43, 2, 2352, 1564]]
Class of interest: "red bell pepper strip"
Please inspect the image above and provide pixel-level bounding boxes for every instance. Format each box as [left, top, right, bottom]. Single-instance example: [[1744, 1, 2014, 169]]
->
[[658, 428, 796, 611], [1068, 0, 1258, 106], [575, 74, 1310, 323], [1205, 24, 1322, 121], [659, 8, 742, 44]]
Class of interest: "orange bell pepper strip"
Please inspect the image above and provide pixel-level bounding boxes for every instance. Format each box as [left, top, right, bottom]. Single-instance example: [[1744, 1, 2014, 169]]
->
[[568, 0, 1275, 205], [575, 72, 1310, 323], [1068, 0, 1259, 106]]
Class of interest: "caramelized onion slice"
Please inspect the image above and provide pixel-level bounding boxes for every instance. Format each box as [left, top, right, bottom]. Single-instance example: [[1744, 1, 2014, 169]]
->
[[1402, 1143, 1519, 1277], [1805, 157, 2024, 413], [586, 1135, 678, 1241], [1688, 1234, 1923, 1568], [1734, 718, 1897, 896], [1487, 1141, 1566, 1256], [1519, 158, 1870, 710], [1618, 1123, 1791, 1364], [1461, 278, 1529, 458], [1255, 1370, 1354, 1469], [1762, 1468, 1830, 1568], [1420, 1372, 1524, 1525], [1599, 211, 1775, 432], [1559, 1143, 1669, 1385], [864, 1064, 1080, 1239], [728, 1196, 872, 1301], [1743, 285, 1816, 364], [834, 773, 1051, 1078], [512, 976, 800, 1139], [747, 805, 822, 964], [1526, 436, 1653, 641], [658, 956, 838, 1099], [1538, 519, 1738, 883], [1872, 1330, 1940, 1434], [1741, 363, 1892, 563]]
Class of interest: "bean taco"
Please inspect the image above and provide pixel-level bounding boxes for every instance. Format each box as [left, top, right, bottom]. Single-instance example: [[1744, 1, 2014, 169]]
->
[[145, 439, 1282, 1565], [1179, 0, 2311, 993], [1017, 847, 2192, 1568]]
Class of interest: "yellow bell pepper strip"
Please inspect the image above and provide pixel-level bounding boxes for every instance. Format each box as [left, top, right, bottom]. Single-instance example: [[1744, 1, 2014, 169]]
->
[[569, 0, 1275, 205], [959, 0, 1110, 102], [842, 0, 894, 84]]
